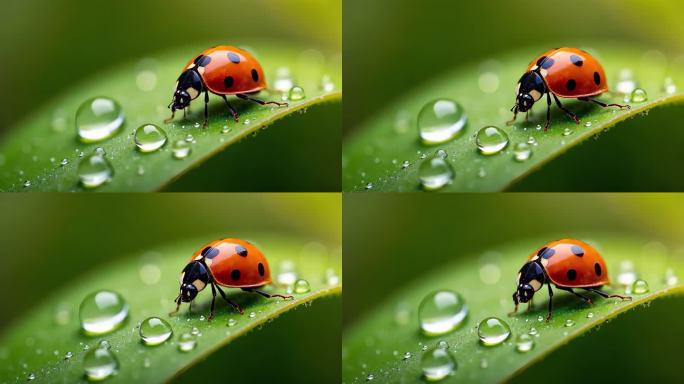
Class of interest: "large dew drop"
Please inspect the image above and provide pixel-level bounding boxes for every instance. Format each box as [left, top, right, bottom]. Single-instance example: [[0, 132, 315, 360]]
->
[[417, 99, 467, 145], [79, 290, 129, 335], [76, 97, 125, 143], [294, 279, 311, 293], [83, 341, 119, 381], [288, 86, 306, 101], [421, 346, 456, 382], [134, 124, 167, 152], [418, 290, 468, 336], [418, 150, 454, 191], [77, 152, 113, 189], [139, 317, 173, 346], [476, 126, 509, 155], [477, 317, 511, 346], [632, 279, 649, 294]]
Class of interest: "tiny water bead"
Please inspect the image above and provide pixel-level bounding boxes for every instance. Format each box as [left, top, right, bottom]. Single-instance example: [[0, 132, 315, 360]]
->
[[584, 121, 592, 128], [403, 351, 412, 360], [276, 260, 298, 286], [476, 126, 509, 155], [421, 346, 456, 382], [565, 319, 575, 327], [515, 334, 535, 352], [418, 290, 468, 336], [76, 97, 125, 143], [172, 140, 192, 159], [587, 312, 594, 318], [366, 374, 375, 381], [512, 142, 532, 162], [294, 279, 311, 294], [83, 341, 119, 381], [134, 124, 167, 152], [288, 86, 306, 101], [663, 77, 677, 95], [78, 153, 113, 189], [529, 327, 538, 336], [664, 268, 679, 286], [631, 88, 648, 103], [139, 317, 173, 345], [616, 68, 637, 94], [401, 160, 410, 169], [617, 260, 637, 286], [632, 279, 650, 294], [417, 99, 467, 145], [272, 67, 295, 93], [418, 151, 455, 191], [437, 340, 449, 349], [248, 312, 256, 318], [79, 290, 129, 335], [477, 317, 511, 346], [562, 127, 573, 136], [64, 351, 73, 360], [27, 373, 36, 381], [227, 318, 238, 327], [178, 333, 197, 352]]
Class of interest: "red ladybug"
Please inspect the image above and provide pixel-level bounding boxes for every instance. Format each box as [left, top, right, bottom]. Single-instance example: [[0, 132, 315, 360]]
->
[[165, 46, 287, 127], [172, 238, 292, 319], [508, 47, 630, 130], [510, 239, 631, 321]]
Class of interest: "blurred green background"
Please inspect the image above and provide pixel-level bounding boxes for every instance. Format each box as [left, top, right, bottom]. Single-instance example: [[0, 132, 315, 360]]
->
[[344, 193, 684, 382], [0, 193, 341, 383], [344, 0, 684, 191], [0, 0, 342, 191]]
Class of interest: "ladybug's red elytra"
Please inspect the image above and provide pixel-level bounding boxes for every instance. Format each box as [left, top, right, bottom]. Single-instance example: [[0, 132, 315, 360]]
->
[[508, 47, 630, 130], [165, 46, 287, 127], [510, 239, 631, 321], [171, 238, 293, 320]]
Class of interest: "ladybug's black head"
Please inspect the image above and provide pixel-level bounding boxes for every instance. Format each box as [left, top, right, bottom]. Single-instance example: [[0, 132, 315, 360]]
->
[[513, 71, 546, 113], [513, 260, 545, 304], [170, 90, 192, 110], [177, 260, 210, 303], [169, 69, 203, 112], [516, 93, 535, 113], [515, 283, 536, 303], [180, 283, 199, 302]]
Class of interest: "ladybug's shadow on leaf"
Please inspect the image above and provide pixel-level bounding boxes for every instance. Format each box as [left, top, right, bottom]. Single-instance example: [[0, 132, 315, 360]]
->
[[184, 290, 263, 318], [514, 290, 614, 320], [170, 95, 275, 126], [518, 99, 601, 128]]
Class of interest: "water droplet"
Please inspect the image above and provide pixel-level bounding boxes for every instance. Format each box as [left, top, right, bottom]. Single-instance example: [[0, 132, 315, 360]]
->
[[529, 327, 538, 336], [631, 88, 647, 103], [664, 268, 679, 286], [421, 346, 456, 381], [294, 279, 310, 293], [418, 151, 455, 191], [59, 158, 69, 167], [272, 67, 294, 93], [366, 374, 375, 381], [79, 290, 128, 335], [276, 260, 298, 286], [632, 279, 649, 294], [228, 318, 238, 327], [193, 122, 201, 128], [562, 127, 573, 136], [139, 317, 173, 346], [527, 136, 537, 146], [365, 182, 374, 190], [83, 342, 119, 380], [436, 149, 447, 159], [476, 126, 509, 155], [288, 86, 306, 101], [515, 334, 535, 352], [479, 263, 501, 285], [617, 260, 637, 286], [76, 97, 125, 143], [418, 99, 467, 145], [401, 160, 410, 169], [27, 373, 36, 381], [190, 327, 200, 336], [403, 351, 412, 360], [248, 312, 256, 318], [172, 140, 191, 159], [418, 290, 468, 336], [320, 75, 335, 92], [134, 124, 167, 152], [587, 312, 594, 318], [199, 315, 206, 321], [512, 142, 532, 162], [325, 268, 340, 286], [663, 77, 677, 94], [616, 69, 637, 94], [178, 332, 197, 352], [222, 125, 232, 134], [477, 317, 511, 346], [437, 340, 449, 349], [77, 153, 113, 189], [64, 351, 73, 360], [23, 180, 31, 188], [584, 121, 592, 128], [564, 319, 575, 327]]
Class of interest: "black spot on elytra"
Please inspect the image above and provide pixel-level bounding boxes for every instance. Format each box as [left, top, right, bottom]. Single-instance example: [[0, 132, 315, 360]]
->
[[570, 54, 583, 67], [231, 269, 241, 281], [194, 55, 211, 67], [224, 76, 234, 88], [227, 52, 240, 64], [540, 57, 555, 69], [567, 269, 577, 281], [258, 262, 265, 276], [594, 262, 602, 276], [566, 79, 577, 91], [594, 71, 601, 85], [571, 245, 584, 257], [539, 247, 556, 259], [236, 245, 248, 257], [251, 68, 259, 82], [201, 246, 220, 259]]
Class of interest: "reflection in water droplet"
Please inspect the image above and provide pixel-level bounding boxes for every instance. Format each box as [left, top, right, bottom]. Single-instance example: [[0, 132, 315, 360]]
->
[[139, 317, 173, 345], [134, 124, 167, 152], [78, 153, 113, 189], [421, 346, 456, 381], [512, 142, 532, 162], [515, 334, 534, 352], [178, 333, 197, 352], [476, 126, 509, 155], [76, 97, 125, 143], [562, 128, 573, 136], [288, 86, 306, 101], [477, 317, 511, 346], [418, 290, 468, 336], [418, 151, 454, 191], [631, 88, 647, 103], [83, 341, 119, 381], [172, 140, 191, 159], [228, 318, 238, 327], [587, 312, 594, 318], [294, 279, 311, 293], [79, 290, 128, 335], [418, 99, 467, 145], [320, 75, 335, 92], [529, 327, 538, 336], [565, 319, 575, 327], [632, 279, 649, 294]]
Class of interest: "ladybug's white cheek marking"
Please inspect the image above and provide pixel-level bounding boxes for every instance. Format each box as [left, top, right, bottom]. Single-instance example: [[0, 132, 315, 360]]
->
[[186, 63, 196, 70], [192, 279, 206, 291], [187, 88, 199, 99], [541, 258, 549, 267], [197, 66, 205, 75], [204, 258, 213, 267], [529, 279, 542, 291], [540, 69, 549, 78], [194, 255, 203, 261], [179, 272, 185, 284], [529, 89, 542, 101], [515, 83, 520, 94], [530, 255, 539, 261], [530, 65, 538, 71]]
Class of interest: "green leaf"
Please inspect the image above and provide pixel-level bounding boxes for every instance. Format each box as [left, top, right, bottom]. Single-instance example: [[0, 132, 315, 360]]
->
[[0, 41, 341, 192], [342, 236, 683, 383], [342, 45, 684, 192], [0, 234, 341, 383]]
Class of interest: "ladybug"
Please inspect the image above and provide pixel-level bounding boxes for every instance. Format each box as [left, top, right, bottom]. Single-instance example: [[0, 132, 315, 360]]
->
[[172, 238, 293, 319], [165, 46, 287, 127], [508, 47, 630, 130], [510, 239, 631, 321]]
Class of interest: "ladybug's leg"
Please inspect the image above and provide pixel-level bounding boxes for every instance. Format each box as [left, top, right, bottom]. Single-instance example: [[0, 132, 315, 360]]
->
[[214, 283, 244, 314], [236, 93, 288, 108], [221, 95, 239, 123], [208, 283, 218, 320], [546, 281, 554, 321], [584, 287, 632, 301], [578, 97, 630, 110], [164, 107, 176, 124], [203, 89, 210, 128], [526, 298, 534, 312], [169, 294, 182, 316], [242, 288, 293, 300], [505, 105, 518, 126], [552, 93, 580, 125], [544, 91, 552, 131], [556, 286, 593, 305], [508, 292, 519, 317]]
